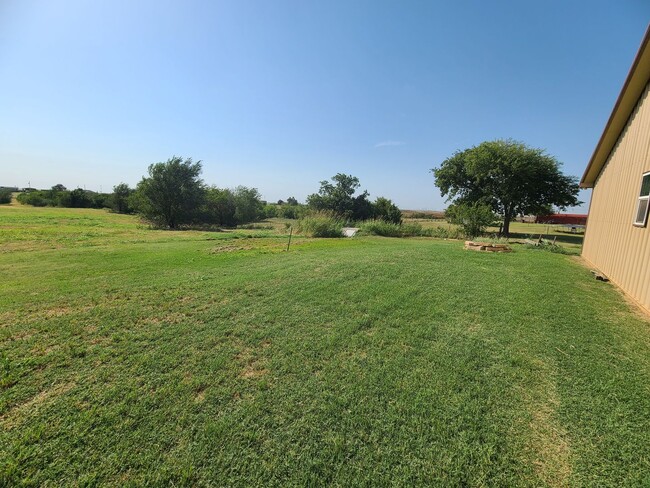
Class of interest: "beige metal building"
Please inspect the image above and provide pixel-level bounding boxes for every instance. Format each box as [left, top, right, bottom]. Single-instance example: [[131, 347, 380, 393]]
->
[[581, 26, 650, 311]]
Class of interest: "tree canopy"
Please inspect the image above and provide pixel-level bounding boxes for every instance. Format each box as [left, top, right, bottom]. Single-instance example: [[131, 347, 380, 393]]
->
[[203, 187, 237, 227], [307, 173, 403, 223], [307, 173, 373, 221], [133, 156, 205, 229], [233, 186, 264, 224], [432, 139, 580, 235], [111, 183, 134, 214], [373, 197, 402, 224]]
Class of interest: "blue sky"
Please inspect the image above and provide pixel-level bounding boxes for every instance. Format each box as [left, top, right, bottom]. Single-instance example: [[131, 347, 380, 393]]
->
[[1, 1, 649, 210]]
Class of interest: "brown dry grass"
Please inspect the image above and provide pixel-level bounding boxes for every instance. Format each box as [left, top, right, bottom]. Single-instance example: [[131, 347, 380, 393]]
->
[[1, 382, 76, 429], [519, 358, 572, 487]]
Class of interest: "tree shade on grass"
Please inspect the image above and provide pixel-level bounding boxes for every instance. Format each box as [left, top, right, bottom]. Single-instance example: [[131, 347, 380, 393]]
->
[[1, 206, 649, 486]]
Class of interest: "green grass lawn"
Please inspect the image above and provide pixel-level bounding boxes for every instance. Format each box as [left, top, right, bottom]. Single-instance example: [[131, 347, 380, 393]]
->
[[1, 206, 649, 486]]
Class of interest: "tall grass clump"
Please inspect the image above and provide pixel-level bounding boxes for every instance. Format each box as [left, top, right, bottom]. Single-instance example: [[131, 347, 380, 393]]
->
[[427, 225, 465, 239], [359, 220, 403, 237], [359, 220, 457, 238], [525, 239, 578, 255], [399, 222, 429, 237], [297, 212, 344, 237]]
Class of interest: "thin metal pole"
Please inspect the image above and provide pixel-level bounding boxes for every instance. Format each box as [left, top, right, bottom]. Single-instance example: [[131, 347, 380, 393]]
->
[[286, 226, 293, 251]]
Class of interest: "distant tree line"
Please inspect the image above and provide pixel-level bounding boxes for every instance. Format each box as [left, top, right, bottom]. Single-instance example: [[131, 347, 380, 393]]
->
[[262, 198, 306, 220], [16, 185, 113, 209], [125, 156, 271, 228], [14, 159, 405, 231], [14, 157, 271, 229]]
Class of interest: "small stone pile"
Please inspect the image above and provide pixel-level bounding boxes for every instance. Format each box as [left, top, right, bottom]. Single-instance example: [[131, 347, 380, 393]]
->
[[464, 241, 512, 253]]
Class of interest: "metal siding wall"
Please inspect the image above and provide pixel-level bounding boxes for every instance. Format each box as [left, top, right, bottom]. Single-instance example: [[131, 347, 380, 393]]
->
[[582, 82, 650, 310]]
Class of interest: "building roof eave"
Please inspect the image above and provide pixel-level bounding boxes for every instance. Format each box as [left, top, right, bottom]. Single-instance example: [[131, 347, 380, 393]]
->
[[580, 25, 650, 189]]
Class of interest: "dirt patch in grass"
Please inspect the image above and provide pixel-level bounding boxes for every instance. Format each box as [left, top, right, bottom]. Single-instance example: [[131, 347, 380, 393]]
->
[[210, 245, 253, 253], [239, 365, 269, 379], [44, 307, 75, 318], [138, 312, 188, 326], [194, 386, 207, 403], [13, 304, 96, 325], [234, 341, 271, 380], [30, 342, 61, 356], [0, 311, 17, 324], [1, 382, 75, 429], [2, 329, 34, 342]]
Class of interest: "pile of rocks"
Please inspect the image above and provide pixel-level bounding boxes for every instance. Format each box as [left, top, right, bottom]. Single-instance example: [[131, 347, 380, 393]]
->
[[464, 241, 512, 253]]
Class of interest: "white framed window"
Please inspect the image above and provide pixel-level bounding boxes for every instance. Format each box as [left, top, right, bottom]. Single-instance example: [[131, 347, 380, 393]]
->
[[633, 172, 650, 227]]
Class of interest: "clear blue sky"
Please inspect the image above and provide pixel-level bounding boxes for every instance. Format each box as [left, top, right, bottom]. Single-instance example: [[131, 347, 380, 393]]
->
[[1, 1, 649, 210]]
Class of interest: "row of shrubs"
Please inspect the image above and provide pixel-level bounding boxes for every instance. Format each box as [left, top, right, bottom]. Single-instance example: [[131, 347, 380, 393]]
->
[[16, 188, 112, 209], [295, 212, 466, 239]]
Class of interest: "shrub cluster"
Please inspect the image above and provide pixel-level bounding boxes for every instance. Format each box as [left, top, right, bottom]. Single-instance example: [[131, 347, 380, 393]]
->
[[0, 190, 12, 204], [525, 239, 577, 255], [445, 202, 498, 238], [426, 225, 465, 239], [358, 220, 466, 239], [297, 212, 344, 237], [358, 220, 403, 237]]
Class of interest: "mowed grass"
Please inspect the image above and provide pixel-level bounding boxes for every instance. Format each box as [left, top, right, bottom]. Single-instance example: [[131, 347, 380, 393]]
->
[[1, 206, 650, 486]]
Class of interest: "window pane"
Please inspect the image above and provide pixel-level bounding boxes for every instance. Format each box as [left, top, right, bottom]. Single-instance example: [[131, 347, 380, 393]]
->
[[635, 198, 649, 225], [640, 174, 650, 197]]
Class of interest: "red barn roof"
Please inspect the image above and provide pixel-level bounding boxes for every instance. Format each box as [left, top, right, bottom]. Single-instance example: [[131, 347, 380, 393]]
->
[[535, 214, 588, 225]]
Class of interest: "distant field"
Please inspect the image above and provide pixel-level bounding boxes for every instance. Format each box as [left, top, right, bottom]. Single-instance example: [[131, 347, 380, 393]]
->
[[403, 217, 584, 249], [1, 205, 649, 486], [401, 209, 445, 219]]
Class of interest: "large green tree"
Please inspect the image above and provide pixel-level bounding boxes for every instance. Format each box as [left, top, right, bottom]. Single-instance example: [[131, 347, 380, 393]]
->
[[432, 139, 580, 235], [373, 197, 402, 224], [203, 187, 237, 227], [233, 186, 264, 224], [111, 183, 134, 214], [307, 173, 373, 221], [133, 156, 205, 229]]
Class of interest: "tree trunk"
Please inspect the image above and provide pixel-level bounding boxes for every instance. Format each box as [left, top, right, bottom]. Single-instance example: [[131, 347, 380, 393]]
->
[[502, 214, 511, 236]]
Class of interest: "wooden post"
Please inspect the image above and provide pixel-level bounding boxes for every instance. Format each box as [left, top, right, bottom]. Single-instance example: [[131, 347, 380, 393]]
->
[[286, 226, 293, 251]]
